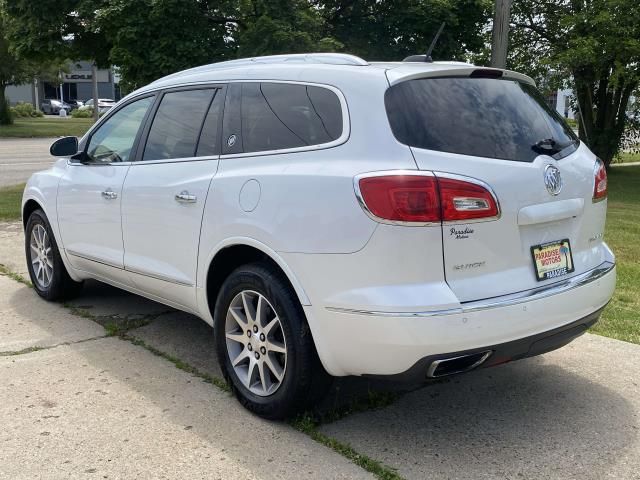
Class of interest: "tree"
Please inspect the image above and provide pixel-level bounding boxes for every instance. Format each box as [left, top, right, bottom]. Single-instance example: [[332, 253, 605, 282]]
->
[[318, 0, 492, 61], [510, 0, 640, 166], [0, 5, 32, 124], [236, 0, 342, 57], [6, 0, 112, 120], [98, 0, 233, 91]]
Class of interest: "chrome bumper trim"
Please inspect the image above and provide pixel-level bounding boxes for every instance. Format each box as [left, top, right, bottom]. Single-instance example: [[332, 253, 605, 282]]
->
[[326, 261, 615, 318]]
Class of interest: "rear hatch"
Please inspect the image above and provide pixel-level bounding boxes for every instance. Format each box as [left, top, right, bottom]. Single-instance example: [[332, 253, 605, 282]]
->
[[384, 69, 608, 302]]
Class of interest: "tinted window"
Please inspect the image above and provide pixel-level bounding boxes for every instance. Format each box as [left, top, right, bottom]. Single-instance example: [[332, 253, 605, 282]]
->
[[87, 96, 153, 163], [196, 89, 225, 157], [385, 78, 578, 162], [239, 83, 343, 154], [143, 89, 214, 160]]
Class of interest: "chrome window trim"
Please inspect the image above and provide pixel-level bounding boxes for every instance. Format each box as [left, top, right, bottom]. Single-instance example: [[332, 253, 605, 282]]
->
[[127, 155, 220, 166], [326, 261, 615, 317], [352, 169, 501, 227], [100, 80, 351, 160], [218, 80, 350, 159]]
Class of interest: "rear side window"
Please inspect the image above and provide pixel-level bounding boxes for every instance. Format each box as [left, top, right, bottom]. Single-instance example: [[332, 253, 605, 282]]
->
[[223, 82, 343, 155], [143, 89, 215, 160], [385, 78, 578, 162]]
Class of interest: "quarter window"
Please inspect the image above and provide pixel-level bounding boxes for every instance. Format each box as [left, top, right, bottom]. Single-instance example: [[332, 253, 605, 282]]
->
[[196, 89, 225, 157], [143, 89, 215, 161], [234, 82, 343, 154], [87, 96, 153, 163]]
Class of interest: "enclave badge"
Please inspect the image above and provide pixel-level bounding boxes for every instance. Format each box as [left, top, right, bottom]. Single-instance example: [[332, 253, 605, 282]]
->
[[544, 165, 563, 196]]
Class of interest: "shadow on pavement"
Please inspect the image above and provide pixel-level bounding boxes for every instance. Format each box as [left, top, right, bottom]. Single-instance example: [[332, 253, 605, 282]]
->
[[320, 356, 639, 479], [8, 279, 639, 480]]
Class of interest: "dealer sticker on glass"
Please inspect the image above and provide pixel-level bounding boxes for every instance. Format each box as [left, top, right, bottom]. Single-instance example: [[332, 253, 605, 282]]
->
[[530, 239, 574, 281]]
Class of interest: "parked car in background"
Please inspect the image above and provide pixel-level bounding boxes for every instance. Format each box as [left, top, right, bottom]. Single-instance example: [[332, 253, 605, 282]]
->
[[41, 99, 71, 115], [66, 99, 84, 111], [22, 53, 615, 419], [80, 98, 116, 114]]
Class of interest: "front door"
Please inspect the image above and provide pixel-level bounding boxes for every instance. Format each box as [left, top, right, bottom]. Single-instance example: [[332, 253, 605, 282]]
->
[[57, 95, 155, 281], [121, 86, 225, 311]]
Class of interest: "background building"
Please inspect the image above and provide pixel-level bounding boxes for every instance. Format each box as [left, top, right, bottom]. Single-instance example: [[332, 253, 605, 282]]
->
[[5, 61, 120, 108]]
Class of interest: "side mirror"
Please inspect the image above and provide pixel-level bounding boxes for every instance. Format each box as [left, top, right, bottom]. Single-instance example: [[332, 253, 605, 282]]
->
[[50, 137, 79, 157]]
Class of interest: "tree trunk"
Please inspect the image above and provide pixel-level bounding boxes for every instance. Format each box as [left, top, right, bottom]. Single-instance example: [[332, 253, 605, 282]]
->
[[0, 84, 13, 125], [91, 63, 99, 122], [573, 70, 638, 167]]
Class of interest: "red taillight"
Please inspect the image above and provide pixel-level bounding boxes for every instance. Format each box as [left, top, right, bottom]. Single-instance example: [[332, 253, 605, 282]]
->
[[357, 175, 440, 223], [593, 158, 607, 202], [438, 176, 500, 221], [356, 173, 499, 224]]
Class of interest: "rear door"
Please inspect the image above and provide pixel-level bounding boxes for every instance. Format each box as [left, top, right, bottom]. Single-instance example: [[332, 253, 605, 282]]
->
[[385, 74, 608, 302], [121, 86, 225, 311]]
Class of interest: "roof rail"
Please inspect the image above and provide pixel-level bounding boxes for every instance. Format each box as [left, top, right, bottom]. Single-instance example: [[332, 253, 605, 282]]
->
[[155, 53, 368, 83], [214, 53, 369, 68]]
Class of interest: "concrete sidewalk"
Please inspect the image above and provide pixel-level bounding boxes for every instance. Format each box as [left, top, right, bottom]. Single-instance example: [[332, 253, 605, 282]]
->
[[1, 221, 639, 479], [0, 274, 373, 480]]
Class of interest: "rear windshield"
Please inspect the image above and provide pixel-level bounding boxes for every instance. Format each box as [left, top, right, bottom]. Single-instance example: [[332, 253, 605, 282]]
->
[[385, 77, 578, 162]]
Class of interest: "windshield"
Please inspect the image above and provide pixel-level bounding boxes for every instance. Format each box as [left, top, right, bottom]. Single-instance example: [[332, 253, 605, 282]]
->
[[385, 77, 578, 162]]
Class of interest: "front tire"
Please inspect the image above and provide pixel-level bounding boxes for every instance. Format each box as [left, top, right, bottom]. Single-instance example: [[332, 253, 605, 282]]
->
[[25, 209, 83, 300], [214, 262, 329, 419]]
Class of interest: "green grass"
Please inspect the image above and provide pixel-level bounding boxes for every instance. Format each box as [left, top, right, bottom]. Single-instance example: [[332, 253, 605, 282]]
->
[[590, 165, 640, 344], [0, 264, 32, 287], [0, 117, 93, 138], [614, 150, 640, 164], [0, 184, 24, 221]]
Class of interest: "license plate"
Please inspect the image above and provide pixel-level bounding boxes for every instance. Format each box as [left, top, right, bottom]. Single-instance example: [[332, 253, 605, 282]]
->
[[530, 239, 574, 281]]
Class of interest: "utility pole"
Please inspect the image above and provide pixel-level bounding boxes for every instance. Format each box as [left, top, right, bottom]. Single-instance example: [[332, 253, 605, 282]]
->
[[91, 62, 99, 122], [490, 0, 511, 69]]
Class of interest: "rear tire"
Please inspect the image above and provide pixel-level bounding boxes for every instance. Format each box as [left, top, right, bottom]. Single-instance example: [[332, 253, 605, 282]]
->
[[25, 209, 83, 301], [214, 261, 330, 419]]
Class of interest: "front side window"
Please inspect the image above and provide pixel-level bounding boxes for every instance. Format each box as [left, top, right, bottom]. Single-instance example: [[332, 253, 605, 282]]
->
[[385, 77, 578, 162], [87, 96, 153, 163], [231, 82, 343, 154], [143, 89, 216, 161]]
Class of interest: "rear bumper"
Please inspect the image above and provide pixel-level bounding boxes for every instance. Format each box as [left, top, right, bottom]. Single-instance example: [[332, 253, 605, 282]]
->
[[367, 306, 604, 382], [305, 261, 616, 377]]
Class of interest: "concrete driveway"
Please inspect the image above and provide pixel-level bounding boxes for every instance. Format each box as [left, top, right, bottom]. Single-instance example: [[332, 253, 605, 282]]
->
[[1, 221, 639, 479], [0, 138, 57, 187]]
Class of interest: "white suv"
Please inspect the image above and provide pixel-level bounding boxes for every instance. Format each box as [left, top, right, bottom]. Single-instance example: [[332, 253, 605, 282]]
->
[[22, 53, 615, 419]]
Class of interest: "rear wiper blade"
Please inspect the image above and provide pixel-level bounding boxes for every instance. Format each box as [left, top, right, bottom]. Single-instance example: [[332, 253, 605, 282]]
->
[[531, 138, 561, 155]]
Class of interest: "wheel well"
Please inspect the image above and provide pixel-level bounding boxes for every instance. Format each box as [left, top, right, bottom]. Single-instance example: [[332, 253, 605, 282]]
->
[[22, 199, 42, 229], [206, 245, 300, 314]]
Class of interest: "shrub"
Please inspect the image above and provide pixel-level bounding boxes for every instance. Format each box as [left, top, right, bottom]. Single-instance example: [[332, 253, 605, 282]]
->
[[565, 117, 578, 129], [71, 108, 94, 118], [12, 102, 43, 118]]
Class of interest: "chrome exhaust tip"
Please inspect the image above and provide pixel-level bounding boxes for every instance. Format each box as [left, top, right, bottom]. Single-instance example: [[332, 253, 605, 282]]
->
[[426, 350, 492, 378]]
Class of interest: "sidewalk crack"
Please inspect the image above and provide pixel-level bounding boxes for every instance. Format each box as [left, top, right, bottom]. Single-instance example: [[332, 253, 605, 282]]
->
[[0, 335, 108, 357]]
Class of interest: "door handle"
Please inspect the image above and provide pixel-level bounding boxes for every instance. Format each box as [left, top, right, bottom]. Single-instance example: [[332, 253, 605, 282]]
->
[[175, 191, 197, 203], [101, 189, 118, 200]]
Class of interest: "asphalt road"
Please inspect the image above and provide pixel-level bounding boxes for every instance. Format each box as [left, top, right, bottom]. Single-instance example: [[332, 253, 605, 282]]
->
[[0, 138, 56, 187], [1, 221, 640, 479]]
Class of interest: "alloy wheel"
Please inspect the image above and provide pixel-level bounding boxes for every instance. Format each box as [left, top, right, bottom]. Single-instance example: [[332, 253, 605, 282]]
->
[[29, 224, 54, 289], [225, 290, 287, 396]]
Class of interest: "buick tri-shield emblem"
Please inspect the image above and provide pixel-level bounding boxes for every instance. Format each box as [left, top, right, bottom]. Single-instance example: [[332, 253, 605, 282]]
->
[[544, 165, 563, 196]]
